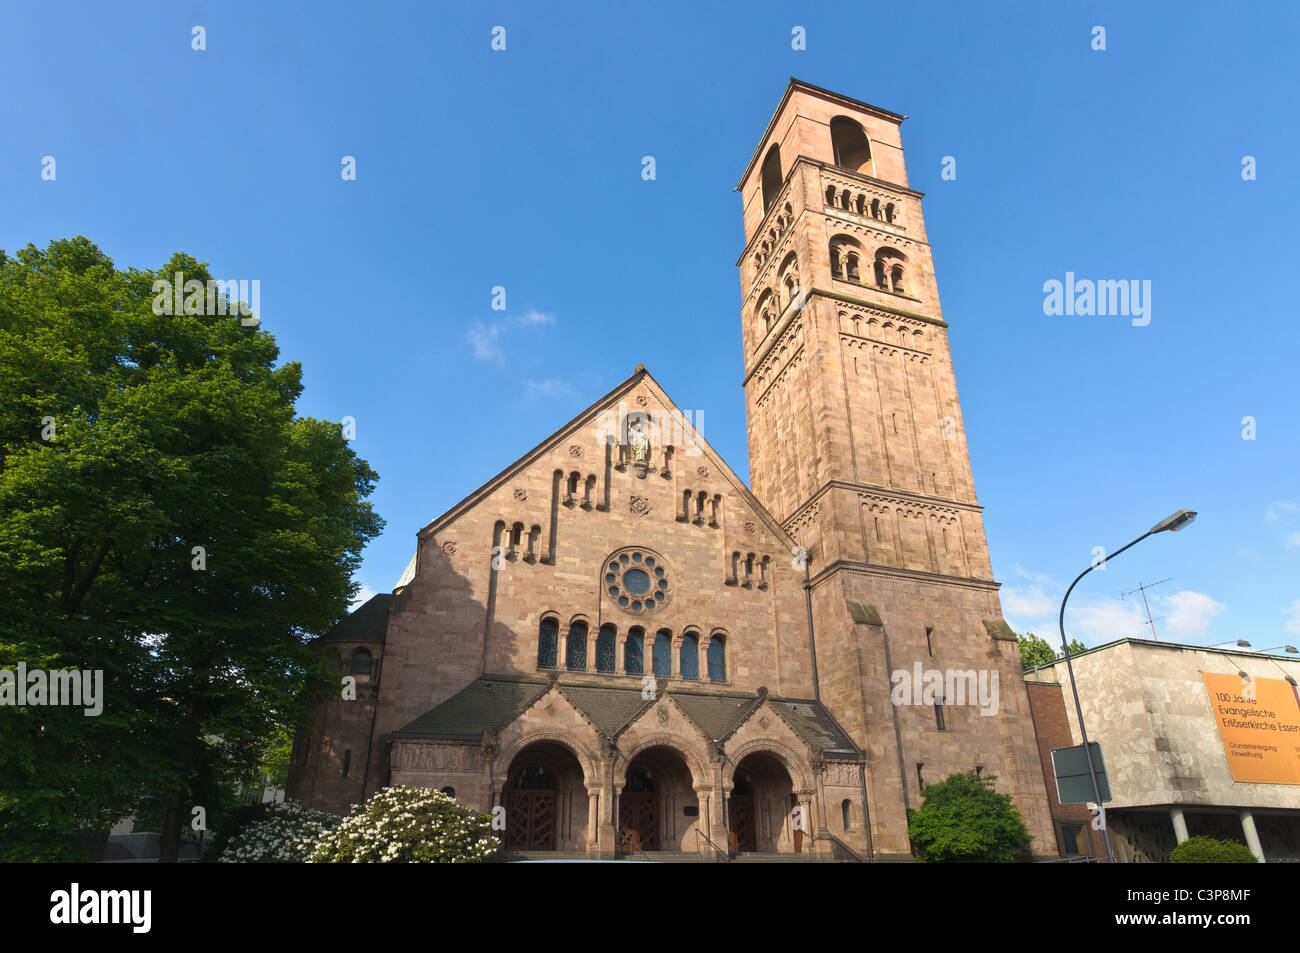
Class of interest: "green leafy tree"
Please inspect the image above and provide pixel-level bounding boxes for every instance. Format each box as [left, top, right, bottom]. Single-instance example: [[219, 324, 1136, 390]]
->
[[1018, 632, 1087, 672], [0, 237, 382, 861], [1169, 836, 1258, 863], [907, 771, 1034, 863]]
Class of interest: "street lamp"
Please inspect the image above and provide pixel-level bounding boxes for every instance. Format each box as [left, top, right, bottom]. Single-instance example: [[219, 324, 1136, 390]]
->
[[1257, 645, 1299, 655], [1057, 508, 1197, 864]]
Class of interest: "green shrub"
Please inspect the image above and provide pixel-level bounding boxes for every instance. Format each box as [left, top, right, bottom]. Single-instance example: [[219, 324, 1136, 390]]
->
[[907, 771, 1034, 863], [311, 786, 498, 863], [1169, 836, 1258, 863]]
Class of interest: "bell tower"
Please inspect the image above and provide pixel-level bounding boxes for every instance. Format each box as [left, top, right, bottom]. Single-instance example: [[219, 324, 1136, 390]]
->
[[736, 79, 1053, 857]]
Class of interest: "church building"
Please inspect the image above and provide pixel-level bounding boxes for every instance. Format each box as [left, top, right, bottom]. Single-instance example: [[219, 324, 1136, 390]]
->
[[286, 79, 1055, 860]]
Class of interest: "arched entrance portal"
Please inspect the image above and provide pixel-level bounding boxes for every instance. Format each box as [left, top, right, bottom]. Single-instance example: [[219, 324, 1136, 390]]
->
[[619, 746, 697, 853], [505, 741, 586, 851], [729, 752, 797, 853]]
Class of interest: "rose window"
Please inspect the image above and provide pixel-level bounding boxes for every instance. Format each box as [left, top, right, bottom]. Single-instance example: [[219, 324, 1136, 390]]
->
[[604, 549, 670, 613]]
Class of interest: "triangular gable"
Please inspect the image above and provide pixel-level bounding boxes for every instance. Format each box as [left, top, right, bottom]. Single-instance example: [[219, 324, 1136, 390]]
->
[[411, 365, 796, 553]]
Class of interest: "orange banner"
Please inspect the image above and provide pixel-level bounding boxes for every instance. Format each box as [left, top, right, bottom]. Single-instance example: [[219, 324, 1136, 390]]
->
[[1203, 673, 1300, 785]]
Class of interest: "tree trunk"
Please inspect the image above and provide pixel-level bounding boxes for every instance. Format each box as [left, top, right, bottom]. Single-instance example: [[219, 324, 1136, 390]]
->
[[157, 788, 187, 863]]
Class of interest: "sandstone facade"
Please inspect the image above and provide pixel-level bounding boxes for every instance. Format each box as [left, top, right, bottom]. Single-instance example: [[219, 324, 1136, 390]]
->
[[287, 79, 1055, 859]]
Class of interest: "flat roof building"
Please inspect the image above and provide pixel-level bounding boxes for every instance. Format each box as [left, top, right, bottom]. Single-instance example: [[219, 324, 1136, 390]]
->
[[1026, 638, 1300, 862]]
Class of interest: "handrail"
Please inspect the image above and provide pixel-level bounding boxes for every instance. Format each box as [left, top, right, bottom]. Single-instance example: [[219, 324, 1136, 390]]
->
[[694, 829, 731, 863], [809, 830, 867, 863]]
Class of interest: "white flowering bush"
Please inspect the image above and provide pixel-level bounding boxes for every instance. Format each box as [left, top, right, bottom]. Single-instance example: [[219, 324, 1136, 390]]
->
[[218, 801, 341, 863], [310, 786, 499, 863]]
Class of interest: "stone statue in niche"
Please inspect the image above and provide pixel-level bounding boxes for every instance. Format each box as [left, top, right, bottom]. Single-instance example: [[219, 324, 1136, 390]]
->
[[628, 418, 651, 476]]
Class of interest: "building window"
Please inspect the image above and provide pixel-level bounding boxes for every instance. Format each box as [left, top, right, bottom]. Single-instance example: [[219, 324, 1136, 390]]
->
[[349, 649, 372, 676], [916, 763, 925, 789], [935, 699, 946, 730], [625, 626, 645, 675], [830, 116, 872, 175], [537, 617, 559, 669], [925, 626, 934, 657], [653, 630, 672, 678], [680, 632, 699, 680], [566, 621, 588, 671], [841, 799, 852, 830], [596, 624, 617, 673], [440, 786, 456, 799], [707, 636, 726, 682], [760, 144, 783, 214], [342, 749, 351, 777], [1059, 822, 1088, 857]]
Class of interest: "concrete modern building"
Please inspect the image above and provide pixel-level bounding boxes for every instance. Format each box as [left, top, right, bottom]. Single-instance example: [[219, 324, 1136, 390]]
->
[[1026, 639, 1300, 863]]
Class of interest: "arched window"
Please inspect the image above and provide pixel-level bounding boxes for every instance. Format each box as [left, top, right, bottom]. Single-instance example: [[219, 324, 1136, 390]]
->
[[625, 625, 645, 675], [653, 630, 672, 678], [841, 799, 852, 830], [441, 786, 456, 799], [349, 649, 372, 677], [891, 265, 905, 293], [707, 636, 726, 682], [680, 632, 699, 680], [596, 624, 617, 673], [537, 618, 559, 669], [760, 144, 783, 214], [830, 236, 863, 284], [830, 117, 873, 175], [873, 258, 888, 287], [566, 621, 588, 671]]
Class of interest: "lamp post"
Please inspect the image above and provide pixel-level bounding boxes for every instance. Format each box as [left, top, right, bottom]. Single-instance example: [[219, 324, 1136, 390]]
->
[[1058, 508, 1196, 864]]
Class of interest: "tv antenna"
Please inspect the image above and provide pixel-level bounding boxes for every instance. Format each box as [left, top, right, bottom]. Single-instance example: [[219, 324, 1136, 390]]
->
[[1121, 577, 1173, 641]]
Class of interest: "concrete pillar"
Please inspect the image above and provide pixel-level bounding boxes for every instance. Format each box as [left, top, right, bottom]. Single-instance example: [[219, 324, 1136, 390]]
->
[[1240, 810, 1266, 863], [1171, 806, 1189, 843]]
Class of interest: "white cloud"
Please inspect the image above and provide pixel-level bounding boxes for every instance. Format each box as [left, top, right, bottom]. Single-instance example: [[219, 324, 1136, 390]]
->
[[523, 377, 575, 399], [464, 309, 556, 364], [350, 585, 376, 610], [1265, 501, 1298, 522], [1158, 590, 1226, 640], [1286, 598, 1300, 636], [1066, 598, 1149, 645], [1001, 585, 1058, 620], [1286, 532, 1300, 548]]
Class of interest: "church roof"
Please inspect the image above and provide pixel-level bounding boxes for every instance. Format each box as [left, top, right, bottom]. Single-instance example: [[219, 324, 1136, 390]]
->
[[319, 593, 393, 643], [392, 675, 862, 760]]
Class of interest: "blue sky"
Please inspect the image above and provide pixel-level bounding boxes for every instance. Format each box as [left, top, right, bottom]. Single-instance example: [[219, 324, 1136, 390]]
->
[[4, 1, 1298, 653]]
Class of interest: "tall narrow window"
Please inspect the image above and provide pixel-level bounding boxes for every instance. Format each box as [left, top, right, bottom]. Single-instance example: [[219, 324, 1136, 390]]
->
[[537, 618, 559, 669], [349, 649, 372, 677], [566, 621, 588, 671], [935, 699, 946, 731], [841, 799, 852, 830], [760, 144, 783, 214], [680, 632, 699, 680], [596, 624, 617, 673], [653, 630, 672, 678], [625, 626, 644, 675], [707, 636, 726, 681], [925, 626, 934, 657], [342, 749, 351, 777]]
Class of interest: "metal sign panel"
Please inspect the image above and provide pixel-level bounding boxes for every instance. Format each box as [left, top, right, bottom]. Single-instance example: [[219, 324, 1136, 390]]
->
[[1051, 742, 1112, 805]]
